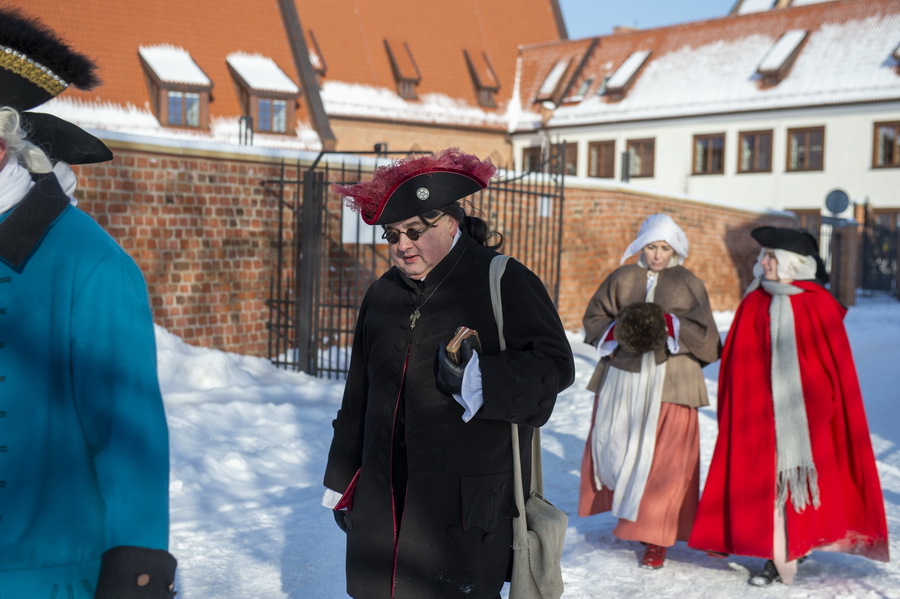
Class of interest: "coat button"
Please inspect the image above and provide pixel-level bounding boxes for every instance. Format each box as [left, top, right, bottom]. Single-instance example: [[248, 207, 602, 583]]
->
[[483, 533, 496, 545], [380, 428, 390, 441], [382, 405, 392, 418], [376, 474, 387, 486], [543, 374, 557, 386], [399, 316, 409, 329], [332, 418, 342, 431], [137, 574, 150, 587], [395, 340, 406, 351], [378, 451, 388, 464], [386, 382, 397, 395], [447, 527, 461, 537], [528, 418, 542, 427], [539, 399, 553, 409]]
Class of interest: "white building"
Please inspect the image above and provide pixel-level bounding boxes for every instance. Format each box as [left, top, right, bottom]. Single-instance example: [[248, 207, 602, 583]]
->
[[510, 0, 900, 226]]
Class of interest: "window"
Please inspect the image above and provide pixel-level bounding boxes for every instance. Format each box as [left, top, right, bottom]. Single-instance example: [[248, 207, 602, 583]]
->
[[738, 130, 773, 173], [603, 51, 651, 100], [873, 121, 900, 168], [463, 50, 500, 108], [756, 30, 808, 86], [588, 141, 615, 178], [226, 53, 300, 137], [257, 99, 288, 133], [523, 147, 543, 172], [626, 138, 655, 178], [384, 40, 421, 100], [139, 45, 212, 130], [551, 143, 577, 176], [787, 126, 824, 171], [536, 60, 570, 103], [167, 91, 200, 127], [693, 133, 725, 175]]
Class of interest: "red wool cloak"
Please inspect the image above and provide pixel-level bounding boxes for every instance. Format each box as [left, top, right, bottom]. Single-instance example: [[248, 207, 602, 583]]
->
[[689, 282, 889, 563]]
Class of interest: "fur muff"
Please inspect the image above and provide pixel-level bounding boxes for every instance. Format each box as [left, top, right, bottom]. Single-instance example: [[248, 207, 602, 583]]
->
[[615, 302, 668, 354]]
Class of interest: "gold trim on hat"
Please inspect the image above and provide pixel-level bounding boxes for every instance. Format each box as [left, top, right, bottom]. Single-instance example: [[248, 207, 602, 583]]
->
[[0, 44, 69, 97]]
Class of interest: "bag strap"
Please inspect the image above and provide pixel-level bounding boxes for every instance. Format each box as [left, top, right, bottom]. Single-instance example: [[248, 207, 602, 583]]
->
[[490, 255, 544, 543]]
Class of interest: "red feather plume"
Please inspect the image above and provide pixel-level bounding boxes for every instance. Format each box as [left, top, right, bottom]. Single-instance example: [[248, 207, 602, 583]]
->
[[332, 148, 496, 223]]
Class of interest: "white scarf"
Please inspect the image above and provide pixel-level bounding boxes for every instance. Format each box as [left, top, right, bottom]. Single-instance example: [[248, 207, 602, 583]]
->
[[590, 270, 666, 521], [0, 159, 34, 215], [760, 279, 821, 513]]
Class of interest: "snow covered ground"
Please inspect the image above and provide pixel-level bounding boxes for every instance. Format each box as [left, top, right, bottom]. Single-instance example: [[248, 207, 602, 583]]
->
[[160, 302, 900, 598]]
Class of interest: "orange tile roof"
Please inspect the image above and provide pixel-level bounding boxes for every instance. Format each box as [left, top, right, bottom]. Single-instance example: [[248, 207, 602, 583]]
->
[[8, 0, 563, 137]]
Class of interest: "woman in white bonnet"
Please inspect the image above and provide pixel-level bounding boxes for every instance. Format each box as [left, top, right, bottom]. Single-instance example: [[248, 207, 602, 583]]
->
[[577, 213, 721, 570]]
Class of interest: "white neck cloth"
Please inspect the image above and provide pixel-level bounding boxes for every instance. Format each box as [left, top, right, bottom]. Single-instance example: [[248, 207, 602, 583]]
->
[[0, 159, 35, 215]]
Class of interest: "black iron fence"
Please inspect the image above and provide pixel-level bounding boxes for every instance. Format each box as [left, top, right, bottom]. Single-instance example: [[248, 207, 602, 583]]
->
[[264, 151, 566, 378]]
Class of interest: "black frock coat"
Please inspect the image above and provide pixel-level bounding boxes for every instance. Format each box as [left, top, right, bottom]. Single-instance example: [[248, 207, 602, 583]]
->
[[323, 232, 575, 599]]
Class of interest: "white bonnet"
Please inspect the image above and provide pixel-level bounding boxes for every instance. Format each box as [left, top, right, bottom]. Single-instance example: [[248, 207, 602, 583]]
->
[[620, 213, 689, 265]]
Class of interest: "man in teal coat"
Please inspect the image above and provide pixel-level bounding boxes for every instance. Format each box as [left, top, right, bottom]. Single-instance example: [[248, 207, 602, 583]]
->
[[0, 7, 176, 598]]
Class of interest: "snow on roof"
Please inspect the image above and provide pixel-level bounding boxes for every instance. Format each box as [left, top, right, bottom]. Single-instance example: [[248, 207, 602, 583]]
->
[[42, 96, 321, 151], [737, 0, 776, 16], [139, 45, 211, 86], [536, 60, 570, 100], [320, 81, 509, 129], [533, 11, 900, 130], [757, 29, 808, 74], [226, 52, 300, 94], [606, 50, 651, 91]]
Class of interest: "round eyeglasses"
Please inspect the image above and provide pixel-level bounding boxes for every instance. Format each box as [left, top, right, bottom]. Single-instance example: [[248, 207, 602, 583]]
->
[[381, 213, 446, 244]]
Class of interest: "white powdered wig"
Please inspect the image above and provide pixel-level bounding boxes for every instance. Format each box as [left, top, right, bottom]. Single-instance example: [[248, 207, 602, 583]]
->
[[620, 213, 689, 265], [753, 248, 817, 281]]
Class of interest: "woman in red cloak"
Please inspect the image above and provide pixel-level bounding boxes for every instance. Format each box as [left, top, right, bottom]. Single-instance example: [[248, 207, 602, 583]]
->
[[688, 227, 889, 586]]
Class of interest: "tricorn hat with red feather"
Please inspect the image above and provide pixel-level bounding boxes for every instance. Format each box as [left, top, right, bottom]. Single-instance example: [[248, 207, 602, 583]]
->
[[332, 148, 496, 225]]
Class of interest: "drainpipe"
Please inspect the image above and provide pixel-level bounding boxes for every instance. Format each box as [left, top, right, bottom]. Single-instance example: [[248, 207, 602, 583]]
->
[[278, 0, 337, 150]]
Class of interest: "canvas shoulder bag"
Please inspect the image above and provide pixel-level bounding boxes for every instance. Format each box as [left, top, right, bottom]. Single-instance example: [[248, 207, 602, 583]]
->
[[489, 254, 567, 599]]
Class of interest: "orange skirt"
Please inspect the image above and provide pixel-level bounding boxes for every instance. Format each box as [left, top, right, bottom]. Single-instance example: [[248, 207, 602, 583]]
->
[[578, 401, 700, 547]]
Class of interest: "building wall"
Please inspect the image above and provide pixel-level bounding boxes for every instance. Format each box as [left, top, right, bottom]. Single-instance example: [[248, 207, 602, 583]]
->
[[513, 100, 900, 218], [331, 118, 513, 166], [71, 142, 794, 357], [554, 180, 797, 331]]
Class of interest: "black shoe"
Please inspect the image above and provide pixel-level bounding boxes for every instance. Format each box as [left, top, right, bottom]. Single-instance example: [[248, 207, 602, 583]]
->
[[748, 560, 780, 586]]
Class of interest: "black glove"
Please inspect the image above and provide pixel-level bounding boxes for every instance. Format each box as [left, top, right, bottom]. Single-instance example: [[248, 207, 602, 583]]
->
[[94, 546, 177, 599], [436, 338, 476, 396], [334, 509, 352, 532]]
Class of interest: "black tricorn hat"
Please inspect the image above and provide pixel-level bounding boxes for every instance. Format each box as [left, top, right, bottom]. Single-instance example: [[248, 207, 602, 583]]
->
[[0, 7, 100, 111], [332, 148, 496, 225], [751, 226, 820, 256], [751, 226, 829, 284], [21, 112, 113, 164]]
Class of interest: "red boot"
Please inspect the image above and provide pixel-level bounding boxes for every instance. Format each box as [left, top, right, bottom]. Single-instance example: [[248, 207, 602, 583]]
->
[[641, 544, 666, 569]]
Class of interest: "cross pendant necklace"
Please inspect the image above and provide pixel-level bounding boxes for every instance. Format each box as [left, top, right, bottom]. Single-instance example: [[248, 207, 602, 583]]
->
[[407, 245, 466, 330]]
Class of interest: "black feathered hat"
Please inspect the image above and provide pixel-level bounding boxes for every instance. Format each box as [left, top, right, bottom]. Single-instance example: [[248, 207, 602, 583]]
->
[[0, 7, 100, 111], [751, 226, 829, 285]]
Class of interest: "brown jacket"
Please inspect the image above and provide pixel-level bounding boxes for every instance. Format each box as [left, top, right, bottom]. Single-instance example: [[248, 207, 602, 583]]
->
[[583, 264, 721, 408]]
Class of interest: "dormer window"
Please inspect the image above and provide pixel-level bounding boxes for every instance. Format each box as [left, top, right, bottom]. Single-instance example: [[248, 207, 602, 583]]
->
[[535, 60, 570, 104], [736, 0, 777, 15], [226, 52, 300, 135], [603, 51, 650, 101], [564, 78, 593, 103], [463, 50, 500, 108], [384, 40, 421, 100], [139, 45, 212, 129], [756, 30, 808, 86]]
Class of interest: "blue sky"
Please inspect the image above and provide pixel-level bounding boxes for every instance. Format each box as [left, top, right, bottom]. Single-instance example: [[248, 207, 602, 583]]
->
[[557, 0, 739, 39]]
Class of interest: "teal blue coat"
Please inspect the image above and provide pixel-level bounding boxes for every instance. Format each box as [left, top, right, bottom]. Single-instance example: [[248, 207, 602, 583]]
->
[[0, 174, 169, 598]]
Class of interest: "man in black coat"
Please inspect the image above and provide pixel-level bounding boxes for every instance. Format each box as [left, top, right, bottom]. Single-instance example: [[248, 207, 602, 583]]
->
[[322, 149, 575, 599]]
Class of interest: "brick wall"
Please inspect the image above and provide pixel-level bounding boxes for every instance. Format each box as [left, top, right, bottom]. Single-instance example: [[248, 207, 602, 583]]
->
[[555, 182, 797, 331], [74, 147, 295, 356], [72, 145, 795, 357]]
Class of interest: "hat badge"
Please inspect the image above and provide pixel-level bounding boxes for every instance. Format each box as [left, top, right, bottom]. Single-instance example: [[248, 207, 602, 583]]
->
[[416, 187, 430, 201]]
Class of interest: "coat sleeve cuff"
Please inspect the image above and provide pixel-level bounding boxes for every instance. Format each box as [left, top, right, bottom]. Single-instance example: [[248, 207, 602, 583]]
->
[[94, 546, 177, 599]]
